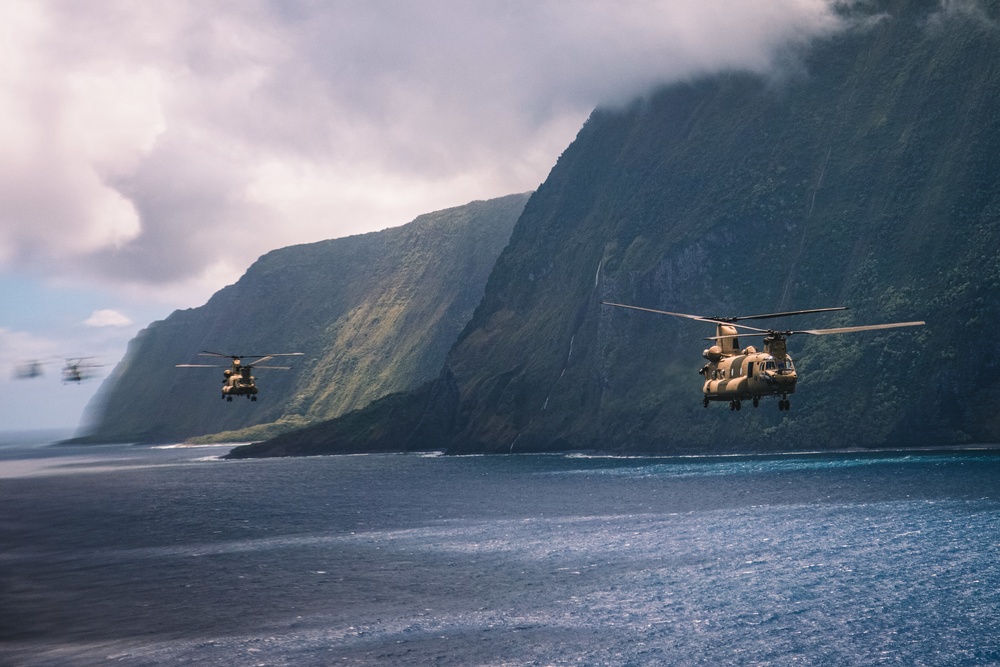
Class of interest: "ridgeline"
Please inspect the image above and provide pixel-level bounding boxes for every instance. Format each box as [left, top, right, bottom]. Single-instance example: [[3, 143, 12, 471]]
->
[[75, 194, 529, 444]]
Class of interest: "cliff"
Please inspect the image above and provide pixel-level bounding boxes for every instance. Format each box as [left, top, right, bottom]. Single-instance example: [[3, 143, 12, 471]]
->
[[231, 0, 1000, 458], [77, 194, 529, 443]]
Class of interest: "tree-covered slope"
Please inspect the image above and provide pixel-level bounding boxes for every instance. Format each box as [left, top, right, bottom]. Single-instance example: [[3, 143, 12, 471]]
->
[[78, 194, 529, 443], [234, 0, 1000, 458], [450, 0, 1000, 454]]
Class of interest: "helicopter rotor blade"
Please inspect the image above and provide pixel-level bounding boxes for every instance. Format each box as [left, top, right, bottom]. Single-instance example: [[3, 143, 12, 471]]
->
[[197, 351, 304, 360], [730, 307, 848, 322], [705, 333, 770, 340], [601, 302, 726, 324], [251, 365, 292, 370], [601, 302, 843, 332], [603, 301, 923, 339], [702, 322, 777, 336], [706, 321, 925, 340], [792, 321, 925, 336], [242, 353, 304, 364], [176, 364, 224, 368]]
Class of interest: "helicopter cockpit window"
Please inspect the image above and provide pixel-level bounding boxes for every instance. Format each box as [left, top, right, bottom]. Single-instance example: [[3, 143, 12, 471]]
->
[[776, 358, 795, 371], [763, 359, 777, 371]]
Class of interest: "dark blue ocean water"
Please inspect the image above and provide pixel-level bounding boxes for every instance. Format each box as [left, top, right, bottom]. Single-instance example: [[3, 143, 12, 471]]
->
[[2, 442, 1000, 666]]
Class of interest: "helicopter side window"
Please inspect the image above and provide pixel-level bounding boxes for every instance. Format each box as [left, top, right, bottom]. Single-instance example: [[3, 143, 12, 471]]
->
[[764, 360, 776, 371]]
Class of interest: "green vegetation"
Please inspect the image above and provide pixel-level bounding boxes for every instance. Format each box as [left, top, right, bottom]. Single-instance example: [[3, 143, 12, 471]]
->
[[78, 194, 529, 444]]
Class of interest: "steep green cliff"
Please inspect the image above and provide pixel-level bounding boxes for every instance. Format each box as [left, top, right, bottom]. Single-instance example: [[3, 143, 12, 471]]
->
[[79, 194, 529, 443], [233, 0, 1000, 458]]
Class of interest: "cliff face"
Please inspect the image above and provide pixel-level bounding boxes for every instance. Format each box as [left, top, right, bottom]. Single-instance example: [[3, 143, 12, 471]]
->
[[233, 0, 1000, 458], [80, 194, 529, 443], [446, 0, 1000, 453]]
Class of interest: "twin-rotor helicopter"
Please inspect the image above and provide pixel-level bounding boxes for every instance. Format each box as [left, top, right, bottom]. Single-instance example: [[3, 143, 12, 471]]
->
[[602, 302, 924, 411], [61, 357, 104, 383], [177, 351, 304, 402], [12, 357, 104, 383]]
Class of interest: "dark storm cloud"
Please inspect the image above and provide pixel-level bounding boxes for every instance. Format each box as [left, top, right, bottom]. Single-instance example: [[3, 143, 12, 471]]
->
[[0, 0, 850, 303]]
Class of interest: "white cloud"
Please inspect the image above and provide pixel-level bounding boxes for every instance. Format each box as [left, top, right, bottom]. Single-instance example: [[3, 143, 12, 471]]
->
[[83, 309, 133, 327], [0, 3, 165, 265], [0, 0, 850, 308], [0, 327, 56, 367]]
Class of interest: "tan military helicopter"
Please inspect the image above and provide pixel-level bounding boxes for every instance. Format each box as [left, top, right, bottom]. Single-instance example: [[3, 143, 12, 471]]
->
[[601, 303, 923, 411], [176, 351, 304, 402]]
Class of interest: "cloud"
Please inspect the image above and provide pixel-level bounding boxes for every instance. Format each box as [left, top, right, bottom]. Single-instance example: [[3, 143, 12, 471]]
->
[[0, 0, 850, 308], [927, 0, 998, 29], [83, 309, 133, 327]]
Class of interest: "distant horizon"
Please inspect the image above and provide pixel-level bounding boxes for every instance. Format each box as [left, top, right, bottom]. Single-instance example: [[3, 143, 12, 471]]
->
[[0, 427, 78, 447]]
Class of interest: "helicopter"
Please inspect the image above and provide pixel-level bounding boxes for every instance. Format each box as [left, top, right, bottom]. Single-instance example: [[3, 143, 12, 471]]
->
[[11, 357, 101, 382], [61, 357, 103, 383], [601, 303, 924, 411], [176, 351, 304, 402], [13, 359, 47, 379]]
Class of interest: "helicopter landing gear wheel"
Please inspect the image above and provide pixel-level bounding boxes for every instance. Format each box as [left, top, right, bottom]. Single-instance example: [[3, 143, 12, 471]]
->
[[704, 397, 710, 408], [730, 400, 742, 411], [752, 396, 760, 408], [778, 398, 790, 411], [251, 395, 257, 402], [227, 396, 233, 402]]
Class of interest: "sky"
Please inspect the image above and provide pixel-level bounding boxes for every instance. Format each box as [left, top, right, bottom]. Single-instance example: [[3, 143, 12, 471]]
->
[[0, 0, 851, 432]]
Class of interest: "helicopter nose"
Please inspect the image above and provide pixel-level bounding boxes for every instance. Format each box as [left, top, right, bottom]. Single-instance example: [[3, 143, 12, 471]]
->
[[775, 371, 796, 386], [766, 370, 796, 387]]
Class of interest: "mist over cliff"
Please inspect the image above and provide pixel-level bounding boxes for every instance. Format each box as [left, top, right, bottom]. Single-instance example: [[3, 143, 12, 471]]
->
[[232, 0, 1000, 458], [78, 194, 528, 444]]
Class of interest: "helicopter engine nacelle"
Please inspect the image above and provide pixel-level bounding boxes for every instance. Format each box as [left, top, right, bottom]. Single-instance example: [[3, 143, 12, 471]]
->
[[703, 345, 723, 362]]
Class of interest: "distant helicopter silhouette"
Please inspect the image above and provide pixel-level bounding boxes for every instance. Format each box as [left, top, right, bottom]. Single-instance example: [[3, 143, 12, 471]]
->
[[61, 357, 103, 383], [177, 351, 304, 402], [12, 357, 103, 382], [13, 359, 47, 379]]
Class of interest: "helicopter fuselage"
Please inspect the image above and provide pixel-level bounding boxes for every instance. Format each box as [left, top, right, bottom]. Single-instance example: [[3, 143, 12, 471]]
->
[[221, 362, 258, 401], [699, 325, 796, 410]]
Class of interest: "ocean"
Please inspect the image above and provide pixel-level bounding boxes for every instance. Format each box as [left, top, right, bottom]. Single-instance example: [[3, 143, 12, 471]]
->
[[2, 441, 1000, 666]]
